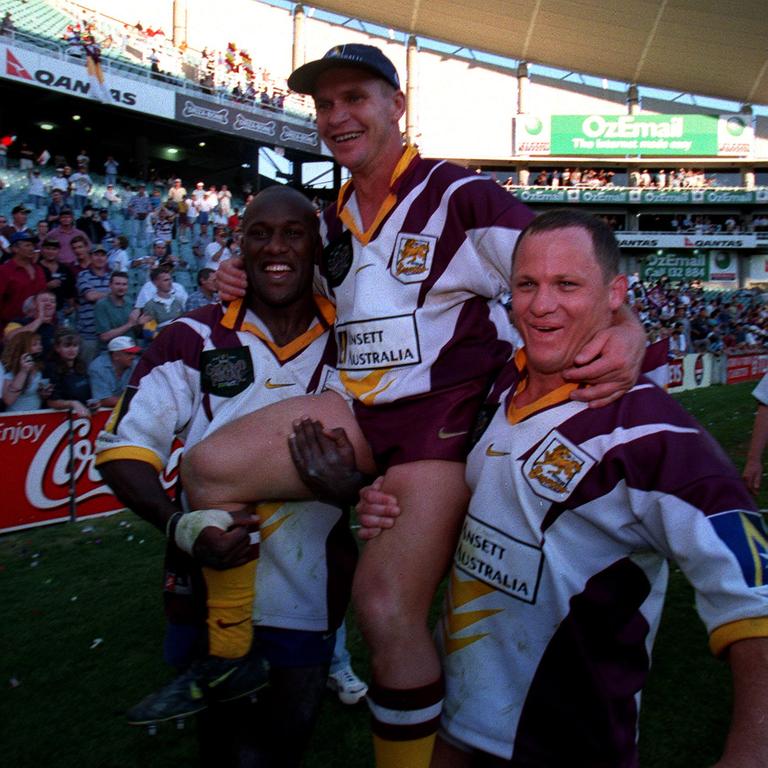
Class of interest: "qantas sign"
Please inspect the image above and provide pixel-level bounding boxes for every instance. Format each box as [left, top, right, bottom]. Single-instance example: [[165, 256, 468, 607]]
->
[[5, 49, 137, 104]]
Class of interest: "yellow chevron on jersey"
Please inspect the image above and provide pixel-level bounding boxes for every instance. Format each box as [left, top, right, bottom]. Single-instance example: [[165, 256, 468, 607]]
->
[[256, 502, 293, 541], [442, 570, 502, 655], [340, 368, 395, 404]]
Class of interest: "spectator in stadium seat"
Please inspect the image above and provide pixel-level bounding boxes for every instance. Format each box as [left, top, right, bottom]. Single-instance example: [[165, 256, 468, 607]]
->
[[202, 226, 232, 270], [27, 170, 47, 210], [690, 306, 712, 352], [1, 205, 32, 243], [127, 184, 152, 249], [35, 219, 50, 247], [1, 332, 49, 411], [48, 208, 91, 266], [668, 323, 688, 357], [167, 178, 186, 206], [76, 205, 107, 244], [94, 271, 148, 352], [107, 235, 131, 273], [43, 328, 93, 419], [103, 184, 121, 212], [76, 244, 112, 364], [0, 232, 47, 333], [46, 188, 68, 226], [134, 262, 188, 310], [88, 335, 140, 408], [217, 184, 233, 218], [69, 165, 94, 214], [104, 155, 119, 186], [39, 238, 77, 323], [4, 290, 58, 356], [185, 267, 218, 311], [192, 221, 212, 264], [70, 234, 92, 274], [140, 266, 186, 335]]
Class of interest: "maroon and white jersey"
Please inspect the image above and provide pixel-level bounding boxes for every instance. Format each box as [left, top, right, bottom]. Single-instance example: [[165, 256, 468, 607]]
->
[[437, 351, 768, 763], [96, 297, 355, 632], [319, 148, 534, 404]]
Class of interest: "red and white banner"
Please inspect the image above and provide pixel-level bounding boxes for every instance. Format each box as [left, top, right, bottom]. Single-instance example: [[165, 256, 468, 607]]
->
[[0, 409, 181, 533], [725, 353, 768, 385]]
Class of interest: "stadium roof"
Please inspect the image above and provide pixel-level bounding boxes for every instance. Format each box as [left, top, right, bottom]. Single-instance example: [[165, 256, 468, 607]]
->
[[309, 0, 768, 107]]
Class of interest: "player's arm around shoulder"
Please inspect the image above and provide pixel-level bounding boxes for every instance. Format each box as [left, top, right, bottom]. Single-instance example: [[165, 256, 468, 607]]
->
[[565, 303, 646, 408]]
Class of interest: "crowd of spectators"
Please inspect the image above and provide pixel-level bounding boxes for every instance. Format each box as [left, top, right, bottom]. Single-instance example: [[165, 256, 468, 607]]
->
[[0, 155, 245, 415], [44, 5, 308, 117], [507, 167, 720, 189], [628, 274, 768, 356]]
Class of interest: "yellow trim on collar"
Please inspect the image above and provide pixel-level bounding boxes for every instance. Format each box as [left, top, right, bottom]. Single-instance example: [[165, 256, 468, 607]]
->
[[337, 145, 419, 245]]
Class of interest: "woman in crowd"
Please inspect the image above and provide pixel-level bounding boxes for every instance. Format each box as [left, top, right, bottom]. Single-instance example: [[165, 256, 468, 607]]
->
[[43, 328, 92, 418], [1, 333, 48, 412]]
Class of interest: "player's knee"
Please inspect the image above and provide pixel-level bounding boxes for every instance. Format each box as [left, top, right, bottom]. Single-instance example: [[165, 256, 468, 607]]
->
[[181, 442, 225, 507], [352, 576, 413, 644]]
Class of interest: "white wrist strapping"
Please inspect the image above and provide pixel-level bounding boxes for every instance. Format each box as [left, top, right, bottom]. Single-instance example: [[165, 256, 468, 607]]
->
[[173, 508, 234, 556]]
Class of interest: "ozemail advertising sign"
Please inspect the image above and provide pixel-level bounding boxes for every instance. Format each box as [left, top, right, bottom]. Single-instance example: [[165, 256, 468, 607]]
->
[[0, 409, 182, 533], [514, 114, 754, 157]]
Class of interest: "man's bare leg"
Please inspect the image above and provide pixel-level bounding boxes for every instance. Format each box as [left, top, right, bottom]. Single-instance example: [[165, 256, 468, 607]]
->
[[183, 390, 375, 507], [355, 460, 470, 768]]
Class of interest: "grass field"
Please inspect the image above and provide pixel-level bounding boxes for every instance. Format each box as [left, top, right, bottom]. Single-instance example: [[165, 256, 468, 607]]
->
[[0, 381, 761, 768]]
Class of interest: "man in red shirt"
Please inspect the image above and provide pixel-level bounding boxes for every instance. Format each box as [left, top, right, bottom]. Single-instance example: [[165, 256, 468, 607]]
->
[[0, 231, 47, 331]]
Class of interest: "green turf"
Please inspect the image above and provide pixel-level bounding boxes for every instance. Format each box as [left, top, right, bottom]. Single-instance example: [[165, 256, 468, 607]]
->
[[0, 381, 761, 767]]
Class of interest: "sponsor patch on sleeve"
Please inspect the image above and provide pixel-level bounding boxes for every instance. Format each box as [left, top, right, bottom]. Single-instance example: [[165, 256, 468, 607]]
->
[[709, 510, 768, 588]]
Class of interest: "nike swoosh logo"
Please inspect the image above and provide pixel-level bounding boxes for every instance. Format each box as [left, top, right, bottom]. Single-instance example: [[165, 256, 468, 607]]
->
[[485, 443, 510, 457], [355, 263, 375, 274], [216, 617, 251, 629], [437, 428, 469, 439], [208, 667, 237, 688], [265, 378, 295, 389]]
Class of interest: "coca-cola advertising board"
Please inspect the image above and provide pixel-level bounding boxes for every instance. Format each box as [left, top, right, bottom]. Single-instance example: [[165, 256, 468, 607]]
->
[[0, 409, 182, 533], [726, 353, 768, 385]]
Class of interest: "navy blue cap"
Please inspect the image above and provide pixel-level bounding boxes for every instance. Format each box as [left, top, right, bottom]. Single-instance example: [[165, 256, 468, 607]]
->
[[288, 44, 400, 94], [9, 231, 37, 245]]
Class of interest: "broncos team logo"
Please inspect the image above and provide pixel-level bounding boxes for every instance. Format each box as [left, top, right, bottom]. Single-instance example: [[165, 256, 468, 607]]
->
[[529, 444, 583, 493], [391, 232, 436, 283], [523, 431, 595, 502]]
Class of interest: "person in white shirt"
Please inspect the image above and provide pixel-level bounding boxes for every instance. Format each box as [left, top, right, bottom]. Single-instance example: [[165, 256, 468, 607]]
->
[[134, 263, 188, 309], [27, 170, 47, 210], [107, 235, 132, 272], [202, 226, 231, 270]]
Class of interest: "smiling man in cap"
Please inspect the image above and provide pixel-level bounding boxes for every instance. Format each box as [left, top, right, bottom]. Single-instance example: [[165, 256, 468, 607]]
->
[[89, 334, 141, 408], [210, 44, 646, 768]]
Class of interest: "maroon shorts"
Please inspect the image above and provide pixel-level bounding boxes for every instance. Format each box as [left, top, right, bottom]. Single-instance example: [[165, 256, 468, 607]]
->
[[352, 377, 492, 470]]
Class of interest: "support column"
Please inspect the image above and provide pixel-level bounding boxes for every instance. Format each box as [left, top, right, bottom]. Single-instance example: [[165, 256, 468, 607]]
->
[[517, 62, 529, 114], [626, 84, 640, 115], [172, 0, 186, 48], [292, 4, 305, 74], [405, 35, 418, 147]]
